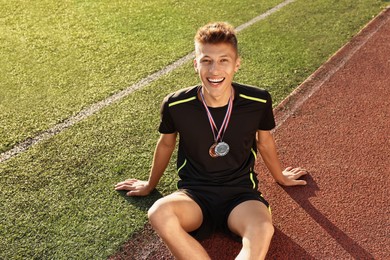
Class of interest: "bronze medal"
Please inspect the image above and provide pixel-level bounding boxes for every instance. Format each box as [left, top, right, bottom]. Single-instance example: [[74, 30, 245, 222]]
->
[[199, 87, 234, 158], [209, 143, 218, 158]]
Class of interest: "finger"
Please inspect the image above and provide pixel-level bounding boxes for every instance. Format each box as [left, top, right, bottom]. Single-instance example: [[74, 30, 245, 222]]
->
[[115, 179, 137, 187], [298, 169, 308, 176], [115, 182, 139, 191], [291, 167, 303, 173], [293, 179, 307, 186], [292, 167, 309, 175], [114, 184, 133, 191], [284, 166, 294, 171], [127, 190, 141, 196], [127, 189, 147, 197], [116, 179, 137, 184], [126, 190, 137, 196]]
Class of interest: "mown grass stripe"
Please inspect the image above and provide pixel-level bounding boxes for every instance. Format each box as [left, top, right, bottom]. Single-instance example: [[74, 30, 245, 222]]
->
[[0, 0, 295, 163]]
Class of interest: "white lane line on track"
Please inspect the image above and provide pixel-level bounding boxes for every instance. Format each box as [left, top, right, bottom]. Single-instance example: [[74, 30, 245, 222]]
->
[[0, 0, 295, 163]]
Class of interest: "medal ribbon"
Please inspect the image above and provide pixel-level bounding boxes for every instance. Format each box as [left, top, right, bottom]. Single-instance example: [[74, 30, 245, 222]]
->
[[199, 87, 233, 143]]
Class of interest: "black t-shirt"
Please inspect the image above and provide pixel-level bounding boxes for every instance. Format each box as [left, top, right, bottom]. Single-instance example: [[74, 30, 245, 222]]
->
[[159, 82, 275, 189]]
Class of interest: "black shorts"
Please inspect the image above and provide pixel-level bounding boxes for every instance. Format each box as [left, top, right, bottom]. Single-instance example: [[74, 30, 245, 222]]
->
[[180, 185, 270, 241]]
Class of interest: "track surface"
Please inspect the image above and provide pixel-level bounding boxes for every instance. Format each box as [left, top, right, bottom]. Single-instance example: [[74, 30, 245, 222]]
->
[[110, 8, 390, 260]]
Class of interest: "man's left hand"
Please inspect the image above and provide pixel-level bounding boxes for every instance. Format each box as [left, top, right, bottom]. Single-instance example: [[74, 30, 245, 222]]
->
[[278, 167, 308, 186]]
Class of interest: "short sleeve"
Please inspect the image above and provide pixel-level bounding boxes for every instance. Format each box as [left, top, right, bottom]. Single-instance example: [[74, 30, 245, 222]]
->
[[258, 92, 276, 131], [158, 95, 176, 134]]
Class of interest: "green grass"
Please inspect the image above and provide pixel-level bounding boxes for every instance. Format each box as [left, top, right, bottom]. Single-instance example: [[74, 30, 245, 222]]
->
[[236, 0, 384, 103], [0, 0, 386, 258], [0, 0, 282, 153]]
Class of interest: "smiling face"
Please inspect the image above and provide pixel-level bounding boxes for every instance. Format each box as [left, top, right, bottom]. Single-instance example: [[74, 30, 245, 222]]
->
[[194, 42, 241, 106]]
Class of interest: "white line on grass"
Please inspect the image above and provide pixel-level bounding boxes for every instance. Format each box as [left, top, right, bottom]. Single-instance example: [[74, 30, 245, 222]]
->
[[0, 0, 295, 163]]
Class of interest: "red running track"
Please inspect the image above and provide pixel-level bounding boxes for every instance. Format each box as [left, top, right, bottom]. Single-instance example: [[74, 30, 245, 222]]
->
[[110, 7, 390, 260]]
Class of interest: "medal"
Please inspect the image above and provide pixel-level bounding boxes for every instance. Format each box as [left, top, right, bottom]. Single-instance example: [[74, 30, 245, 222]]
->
[[199, 87, 233, 158], [215, 142, 230, 156], [209, 143, 218, 158]]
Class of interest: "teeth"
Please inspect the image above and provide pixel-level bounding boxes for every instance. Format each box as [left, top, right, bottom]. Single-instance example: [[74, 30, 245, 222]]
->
[[208, 78, 224, 83]]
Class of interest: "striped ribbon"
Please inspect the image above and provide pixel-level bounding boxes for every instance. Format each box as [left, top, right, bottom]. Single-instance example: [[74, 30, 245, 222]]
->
[[199, 87, 233, 143]]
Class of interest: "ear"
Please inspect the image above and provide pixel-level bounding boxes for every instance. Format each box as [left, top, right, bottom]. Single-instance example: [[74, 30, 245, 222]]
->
[[193, 59, 198, 73], [234, 57, 241, 72]]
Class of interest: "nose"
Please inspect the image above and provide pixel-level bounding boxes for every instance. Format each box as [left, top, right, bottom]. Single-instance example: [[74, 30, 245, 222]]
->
[[208, 62, 219, 74]]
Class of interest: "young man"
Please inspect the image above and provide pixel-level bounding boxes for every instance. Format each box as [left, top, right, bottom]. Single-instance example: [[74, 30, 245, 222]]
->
[[115, 22, 307, 260]]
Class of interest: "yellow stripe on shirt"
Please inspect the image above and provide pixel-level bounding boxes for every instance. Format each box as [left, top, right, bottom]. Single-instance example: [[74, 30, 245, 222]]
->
[[168, 97, 197, 107], [239, 94, 267, 103]]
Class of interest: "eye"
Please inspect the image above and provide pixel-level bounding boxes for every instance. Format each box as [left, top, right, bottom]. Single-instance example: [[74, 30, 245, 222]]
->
[[201, 59, 211, 64]]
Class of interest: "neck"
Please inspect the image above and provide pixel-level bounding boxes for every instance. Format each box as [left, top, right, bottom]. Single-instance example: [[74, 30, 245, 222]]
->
[[200, 86, 234, 107]]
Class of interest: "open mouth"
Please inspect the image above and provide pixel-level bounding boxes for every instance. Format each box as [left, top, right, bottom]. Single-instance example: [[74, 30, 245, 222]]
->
[[207, 77, 225, 85]]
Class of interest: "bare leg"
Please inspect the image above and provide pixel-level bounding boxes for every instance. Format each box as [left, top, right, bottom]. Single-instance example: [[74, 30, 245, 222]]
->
[[227, 200, 274, 260], [148, 192, 211, 260]]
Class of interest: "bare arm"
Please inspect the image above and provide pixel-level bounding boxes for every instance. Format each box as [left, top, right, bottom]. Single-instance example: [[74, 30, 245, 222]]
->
[[115, 132, 177, 196], [257, 130, 307, 186]]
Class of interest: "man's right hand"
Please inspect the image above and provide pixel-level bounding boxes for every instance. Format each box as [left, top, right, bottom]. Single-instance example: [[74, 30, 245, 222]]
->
[[114, 179, 153, 196]]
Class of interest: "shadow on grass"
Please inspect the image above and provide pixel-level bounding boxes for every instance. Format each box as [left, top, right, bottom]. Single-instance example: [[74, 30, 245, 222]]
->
[[282, 174, 374, 259], [116, 189, 163, 210]]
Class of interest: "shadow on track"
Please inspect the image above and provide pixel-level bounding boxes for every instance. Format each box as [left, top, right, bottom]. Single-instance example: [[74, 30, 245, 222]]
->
[[282, 174, 374, 259], [201, 227, 313, 260]]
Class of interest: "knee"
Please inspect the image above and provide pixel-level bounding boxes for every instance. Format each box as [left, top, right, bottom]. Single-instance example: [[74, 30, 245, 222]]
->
[[259, 222, 274, 241], [147, 199, 174, 231], [247, 221, 274, 241], [241, 222, 274, 259], [262, 222, 275, 239]]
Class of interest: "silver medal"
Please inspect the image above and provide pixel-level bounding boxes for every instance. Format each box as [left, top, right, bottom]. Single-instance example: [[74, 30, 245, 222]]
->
[[199, 87, 233, 158], [215, 142, 230, 157]]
